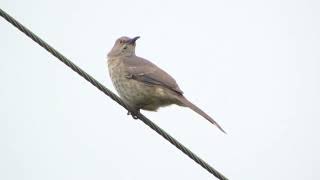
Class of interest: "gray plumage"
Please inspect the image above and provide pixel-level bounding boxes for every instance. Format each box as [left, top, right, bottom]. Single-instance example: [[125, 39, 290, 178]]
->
[[107, 36, 226, 133]]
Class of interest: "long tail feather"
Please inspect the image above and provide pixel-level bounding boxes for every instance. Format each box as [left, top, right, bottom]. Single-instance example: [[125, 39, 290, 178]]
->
[[177, 96, 227, 134]]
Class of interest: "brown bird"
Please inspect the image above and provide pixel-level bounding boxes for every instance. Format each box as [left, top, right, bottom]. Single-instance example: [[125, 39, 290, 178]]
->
[[107, 36, 226, 133]]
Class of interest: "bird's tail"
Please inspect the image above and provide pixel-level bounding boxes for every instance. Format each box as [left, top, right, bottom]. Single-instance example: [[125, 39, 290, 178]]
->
[[176, 96, 227, 134]]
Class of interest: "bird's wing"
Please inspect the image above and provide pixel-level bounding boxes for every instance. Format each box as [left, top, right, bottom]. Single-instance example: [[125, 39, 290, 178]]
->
[[123, 56, 184, 95]]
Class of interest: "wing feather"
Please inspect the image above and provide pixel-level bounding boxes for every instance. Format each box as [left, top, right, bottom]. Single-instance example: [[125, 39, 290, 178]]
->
[[123, 56, 183, 95]]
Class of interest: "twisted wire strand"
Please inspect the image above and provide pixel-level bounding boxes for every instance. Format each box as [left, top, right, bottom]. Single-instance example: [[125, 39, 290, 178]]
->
[[0, 8, 228, 180]]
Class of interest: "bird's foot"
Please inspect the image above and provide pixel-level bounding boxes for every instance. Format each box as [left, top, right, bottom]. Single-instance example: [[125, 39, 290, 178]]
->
[[127, 110, 139, 119]]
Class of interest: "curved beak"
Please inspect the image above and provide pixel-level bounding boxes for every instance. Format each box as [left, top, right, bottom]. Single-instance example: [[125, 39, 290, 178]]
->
[[127, 36, 140, 45]]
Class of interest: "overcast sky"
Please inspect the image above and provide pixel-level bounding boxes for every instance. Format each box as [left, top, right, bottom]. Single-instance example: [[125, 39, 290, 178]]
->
[[1, 0, 320, 179]]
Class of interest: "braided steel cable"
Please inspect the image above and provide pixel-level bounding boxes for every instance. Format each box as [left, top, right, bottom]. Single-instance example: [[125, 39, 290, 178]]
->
[[0, 8, 228, 180]]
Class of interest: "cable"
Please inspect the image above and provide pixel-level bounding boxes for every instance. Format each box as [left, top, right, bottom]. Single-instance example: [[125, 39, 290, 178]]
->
[[0, 8, 228, 180]]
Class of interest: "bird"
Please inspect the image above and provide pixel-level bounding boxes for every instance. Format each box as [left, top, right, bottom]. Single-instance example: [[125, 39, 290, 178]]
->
[[107, 36, 226, 133]]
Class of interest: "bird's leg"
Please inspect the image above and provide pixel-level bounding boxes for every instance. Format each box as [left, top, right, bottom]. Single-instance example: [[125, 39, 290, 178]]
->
[[127, 109, 140, 119]]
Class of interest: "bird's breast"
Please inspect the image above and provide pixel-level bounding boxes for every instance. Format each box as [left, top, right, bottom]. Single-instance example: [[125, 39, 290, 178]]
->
[[107, 58, 147, 105]]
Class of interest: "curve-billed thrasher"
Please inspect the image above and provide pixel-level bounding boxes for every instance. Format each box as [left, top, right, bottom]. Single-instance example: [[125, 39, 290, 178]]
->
[[107, 36, 226, 133]]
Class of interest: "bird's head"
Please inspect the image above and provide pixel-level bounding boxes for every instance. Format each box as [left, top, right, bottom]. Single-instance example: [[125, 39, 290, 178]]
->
[[107, 36, 140, 58]]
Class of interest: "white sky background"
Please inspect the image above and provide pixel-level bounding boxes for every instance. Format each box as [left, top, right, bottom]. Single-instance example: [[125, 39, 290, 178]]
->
[[1, 0, 319, 179]]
